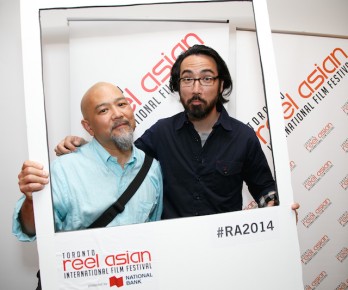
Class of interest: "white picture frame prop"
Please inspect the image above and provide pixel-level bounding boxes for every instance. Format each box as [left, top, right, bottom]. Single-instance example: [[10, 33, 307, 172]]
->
[[19, 0, 303, 289]]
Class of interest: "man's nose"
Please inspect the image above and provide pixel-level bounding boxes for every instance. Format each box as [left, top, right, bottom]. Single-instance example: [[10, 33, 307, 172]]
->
[[192, 79, 202, 92], [111, 107, 123, 119]]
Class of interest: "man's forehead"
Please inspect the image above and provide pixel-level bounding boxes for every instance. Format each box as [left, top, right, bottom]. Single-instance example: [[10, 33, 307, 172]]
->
[[180, 55, 217, 72]]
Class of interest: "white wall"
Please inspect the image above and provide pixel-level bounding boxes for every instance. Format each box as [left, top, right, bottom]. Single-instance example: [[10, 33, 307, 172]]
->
[[0, 0, 346, 289], [0, 1, 39, 290]]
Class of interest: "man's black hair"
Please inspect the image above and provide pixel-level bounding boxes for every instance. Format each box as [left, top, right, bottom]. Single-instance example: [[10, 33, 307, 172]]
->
[[169, 44, 233, 104]]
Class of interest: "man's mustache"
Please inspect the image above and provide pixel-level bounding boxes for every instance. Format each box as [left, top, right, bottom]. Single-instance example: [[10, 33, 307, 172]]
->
[[111, 120, 131, 130], [188, 95, 207, 105]]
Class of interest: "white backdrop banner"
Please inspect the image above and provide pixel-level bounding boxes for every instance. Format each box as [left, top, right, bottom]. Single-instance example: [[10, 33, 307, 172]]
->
[[69, 20, 230, 139], [274, 34, 348, 290], [237, 30, 348, 289]]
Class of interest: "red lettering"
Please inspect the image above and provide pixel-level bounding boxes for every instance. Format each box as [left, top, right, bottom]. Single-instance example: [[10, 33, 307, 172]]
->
[[311, 271, 327, 287], [301, 249, 314, 264], [305, 136, 319, 151], [298, 47, 348, 99], [322, 56, 338, 74], [151, 53, 174, 83], [317, 123, 333, 139], [298, 80, 314, 98], [124, 88, 142, 112], [171, 42, 187, 61], [307, 68, 325, 91], [141, 72, 161, 92], [330, 47, 348, 66], [303, 175, 318, 190], [255, 121, 269, 145], [301, 212, 317, 227], [313, 235, 329, 251], [315, 198, 331, 214], [317, 161, 332, 177], [62, 254, 99, 271], [282, 93, 299, 119], [340, 177, 348, 189], [181, 32, 204, 50], [139, 32, 205, 94]]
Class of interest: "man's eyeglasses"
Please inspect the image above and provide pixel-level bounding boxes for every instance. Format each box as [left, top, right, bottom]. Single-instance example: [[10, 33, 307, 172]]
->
[[179, 76, 219, 87]]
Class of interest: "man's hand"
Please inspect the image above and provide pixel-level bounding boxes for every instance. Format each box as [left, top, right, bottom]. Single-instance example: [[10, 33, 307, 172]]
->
[[18, 160, 49, 200], [291, 202, 300, 224], [54, 136, 87, 156], [17, 160, 49, 236], [266, 201, 300, 224]]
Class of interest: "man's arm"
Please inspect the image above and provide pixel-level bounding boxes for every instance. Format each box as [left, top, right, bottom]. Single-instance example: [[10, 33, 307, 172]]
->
[[17, 160, 49, 235]]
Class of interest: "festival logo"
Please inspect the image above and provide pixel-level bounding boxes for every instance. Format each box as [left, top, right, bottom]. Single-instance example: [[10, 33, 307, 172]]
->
[[304, 271, 328, 290], [304, 122, 334, 152], [302, 160, 333, 190], [340, 175, 348, 190], [60, 248, 155, 288], [301, 235, 330, 265], [301, 198, 331, 228], [338, 211, 348, 226], [342, 101, 348, 115], [341, 138, 348, 153], [336, 247, 348, 263]]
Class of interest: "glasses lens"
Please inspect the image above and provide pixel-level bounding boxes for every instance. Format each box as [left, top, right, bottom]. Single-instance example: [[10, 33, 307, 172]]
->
[[180, 77, 217, 87]]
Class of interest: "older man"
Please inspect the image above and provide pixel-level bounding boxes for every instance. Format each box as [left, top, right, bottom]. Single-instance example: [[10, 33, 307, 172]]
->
[[13, 82, 163, 241]]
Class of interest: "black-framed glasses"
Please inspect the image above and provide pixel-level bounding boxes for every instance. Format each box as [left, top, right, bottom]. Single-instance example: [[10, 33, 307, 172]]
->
[[179, 76, 219, 87]]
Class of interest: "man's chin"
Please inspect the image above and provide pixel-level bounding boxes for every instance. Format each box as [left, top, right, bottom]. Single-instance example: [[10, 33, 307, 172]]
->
[[187, 111, 207, 120]]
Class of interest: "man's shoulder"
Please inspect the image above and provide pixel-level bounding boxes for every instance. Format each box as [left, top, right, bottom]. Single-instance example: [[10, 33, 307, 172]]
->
[[155, 111, 183, 125], [223, 113, 255, 134], [142, 111, 184, 135], [134, 146, 160, 167], [51, 142, 94, 167]]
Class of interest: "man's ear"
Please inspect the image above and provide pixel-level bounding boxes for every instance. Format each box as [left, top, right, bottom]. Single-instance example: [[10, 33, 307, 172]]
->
[[81, 119, 94, 136]]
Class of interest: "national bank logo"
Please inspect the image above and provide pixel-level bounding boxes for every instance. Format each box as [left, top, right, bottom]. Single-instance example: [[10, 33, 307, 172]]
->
[[110, 276, 124, 287], [109, 273, 154, 287]]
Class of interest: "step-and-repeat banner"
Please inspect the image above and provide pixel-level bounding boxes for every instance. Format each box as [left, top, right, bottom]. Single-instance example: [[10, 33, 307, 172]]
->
[[275, 33, 348, 290], [237, 31, 348, 290]]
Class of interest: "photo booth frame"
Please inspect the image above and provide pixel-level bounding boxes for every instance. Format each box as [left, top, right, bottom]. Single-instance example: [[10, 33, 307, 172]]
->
[[20, 0, 303, 289]]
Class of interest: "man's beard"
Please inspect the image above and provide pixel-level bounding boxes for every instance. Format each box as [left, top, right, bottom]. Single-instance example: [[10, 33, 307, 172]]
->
[[111, 122, 134, 151], [180, 94, 218, 120]]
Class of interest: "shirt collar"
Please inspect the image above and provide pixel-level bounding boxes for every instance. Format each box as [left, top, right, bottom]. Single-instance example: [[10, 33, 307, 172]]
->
[[175, 103, 233, 132], [213, 104, 234, 131], [90, 138, 136, 167]]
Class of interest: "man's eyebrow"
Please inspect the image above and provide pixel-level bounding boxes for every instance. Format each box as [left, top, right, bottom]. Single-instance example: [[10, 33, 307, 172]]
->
[[94, 97, 127, 111], [94, 102, 108, 111], [181, 68, 215, 75]]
